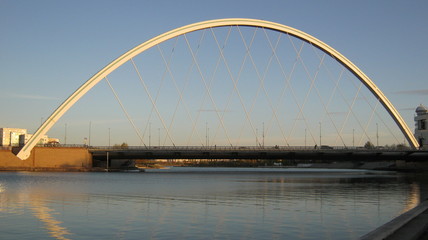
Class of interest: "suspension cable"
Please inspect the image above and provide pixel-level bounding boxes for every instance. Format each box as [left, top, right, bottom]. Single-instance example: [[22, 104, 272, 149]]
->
[[130, 58, 176, 146], [264, 30, 317, 145], [184, 33, 233, 146], [104, 77, 146, 146], [238, 26, 290, 147]]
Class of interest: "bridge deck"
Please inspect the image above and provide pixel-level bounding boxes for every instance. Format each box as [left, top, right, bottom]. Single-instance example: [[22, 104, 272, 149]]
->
[[89, 146, 428, 161]]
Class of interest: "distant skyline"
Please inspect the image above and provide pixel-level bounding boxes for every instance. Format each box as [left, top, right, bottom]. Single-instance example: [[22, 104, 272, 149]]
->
[[1, 0, 428, 146]]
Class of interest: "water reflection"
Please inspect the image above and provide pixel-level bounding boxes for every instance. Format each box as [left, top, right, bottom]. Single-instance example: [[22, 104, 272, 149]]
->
[[401, 182, 420, 213], [0, 169, 427, 240], [30, 199, 72, 240], [0, 180, 72, 240]]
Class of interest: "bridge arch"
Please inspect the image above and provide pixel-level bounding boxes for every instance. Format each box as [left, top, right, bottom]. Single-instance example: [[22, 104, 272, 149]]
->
[[16, 18, 418, 160]]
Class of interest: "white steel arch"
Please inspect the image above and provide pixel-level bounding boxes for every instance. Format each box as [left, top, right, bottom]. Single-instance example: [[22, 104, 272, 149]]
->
[[16, 18, 418, 160]]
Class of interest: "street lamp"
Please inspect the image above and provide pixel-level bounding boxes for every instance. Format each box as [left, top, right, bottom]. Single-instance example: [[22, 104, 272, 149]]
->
[[107, 127, 110, 171], [376, 123, 379, 147], [149, 122, 151, 147], [158, 128, 160, 147], [256, 128, 259, 147], [108, 128, 111, 147], [64, 123, 67, 145], [205, 122, 209, 147], [305, 128, 307, 148], [88, 121, 92, 146], [353, 128, 355, 148], [262, 122, 265, 148]]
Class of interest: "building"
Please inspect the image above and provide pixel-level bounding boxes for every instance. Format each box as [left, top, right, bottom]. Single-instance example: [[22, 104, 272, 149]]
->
[[414, 104, 428, 149], [1, 128, 59, 147], [0, 128, 27, 146], [18, 134, 51, 146]]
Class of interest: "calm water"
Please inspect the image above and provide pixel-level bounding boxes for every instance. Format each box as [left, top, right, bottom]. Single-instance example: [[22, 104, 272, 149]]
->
[[0, 168, 425, 240]]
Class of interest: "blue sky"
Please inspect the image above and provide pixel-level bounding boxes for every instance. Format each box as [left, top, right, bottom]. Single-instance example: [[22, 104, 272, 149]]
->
[[1, 0, 427, 146]]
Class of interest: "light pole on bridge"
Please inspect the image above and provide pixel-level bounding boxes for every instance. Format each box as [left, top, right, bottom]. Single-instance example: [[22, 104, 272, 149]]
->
[[353, 128, 355, 147], [107, 128, 110, 171], [256, 128, 259, 147], [262, 122, 265, 148], [205, 122, 210, 148], [376, 123, 379, 147], [88, 121, 92, 146], [305, 128, 307, 148]]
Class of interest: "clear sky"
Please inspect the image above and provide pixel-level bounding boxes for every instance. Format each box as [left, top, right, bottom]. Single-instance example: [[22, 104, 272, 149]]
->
[[1, 0, 427, 146]]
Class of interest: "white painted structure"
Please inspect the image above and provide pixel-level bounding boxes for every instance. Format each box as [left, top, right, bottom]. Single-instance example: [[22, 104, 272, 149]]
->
[[16, 18, 419, 160], [0, 128, 58, 147], [0, 128, 27, 146], [415, 104, 428, 149], [18, 134, 51, 146]]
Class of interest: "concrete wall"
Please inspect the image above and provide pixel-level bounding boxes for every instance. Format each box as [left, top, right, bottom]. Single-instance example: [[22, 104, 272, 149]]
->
[[0, 147, 92, 171]]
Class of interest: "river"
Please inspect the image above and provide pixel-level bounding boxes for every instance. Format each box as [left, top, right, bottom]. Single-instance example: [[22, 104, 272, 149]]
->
[[0, 167, 426, 239]]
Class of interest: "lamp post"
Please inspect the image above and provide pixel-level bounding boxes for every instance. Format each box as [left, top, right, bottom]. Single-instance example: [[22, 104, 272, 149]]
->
[[256, 128, 259, 147], [376, 123, 379, 147], [305, 128, 307, 148], [149, 122, 151, 147], [319, 122, 322, 146], [353, 128, 355, 148], [88, 121, 92, 147], [64, 123, 67, 145], [262, 122, 265, 148], [108, 128, 111, 147], [205, 122, 209, 148], [107, 127, 110, 172]]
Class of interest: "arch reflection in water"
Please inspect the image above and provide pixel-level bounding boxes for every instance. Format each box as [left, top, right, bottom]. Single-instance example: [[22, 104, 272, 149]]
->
[[0, 169, 426, 240], [30, 199, 72, 240]]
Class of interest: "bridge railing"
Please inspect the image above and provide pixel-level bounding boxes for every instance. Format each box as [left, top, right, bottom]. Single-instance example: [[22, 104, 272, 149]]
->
[[26, 143, 416, 152], [86, 145, 413, 152]]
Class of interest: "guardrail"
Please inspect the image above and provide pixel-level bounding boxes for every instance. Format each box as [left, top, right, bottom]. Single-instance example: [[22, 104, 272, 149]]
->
[[87, 145, 415, 152], [24, 144, 417, 152]]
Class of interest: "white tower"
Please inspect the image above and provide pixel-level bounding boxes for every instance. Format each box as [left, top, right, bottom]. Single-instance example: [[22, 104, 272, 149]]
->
[[414, 104, 428, 149]]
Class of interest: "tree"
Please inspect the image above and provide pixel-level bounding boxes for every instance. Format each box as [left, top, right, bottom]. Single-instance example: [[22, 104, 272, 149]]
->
[[396, 143, 409, 150], [364, 141, 375, 149], [113, 142, 129, 149]]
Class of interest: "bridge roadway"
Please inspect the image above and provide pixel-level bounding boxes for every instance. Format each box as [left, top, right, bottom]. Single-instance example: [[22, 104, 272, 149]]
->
[[90, 146, 428, 161]]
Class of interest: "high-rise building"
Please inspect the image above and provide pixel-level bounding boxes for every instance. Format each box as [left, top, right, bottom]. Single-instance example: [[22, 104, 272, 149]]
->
[[414, 104, 428, 149]]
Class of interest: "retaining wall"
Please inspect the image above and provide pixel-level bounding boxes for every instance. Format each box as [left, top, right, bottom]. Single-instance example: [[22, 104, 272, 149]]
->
[[0, 147, 92, 171]]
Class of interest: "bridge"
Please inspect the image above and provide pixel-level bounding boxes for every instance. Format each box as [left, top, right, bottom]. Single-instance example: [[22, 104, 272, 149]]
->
[[15, 18, 422, 161], [89, 145, 428, 162]]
